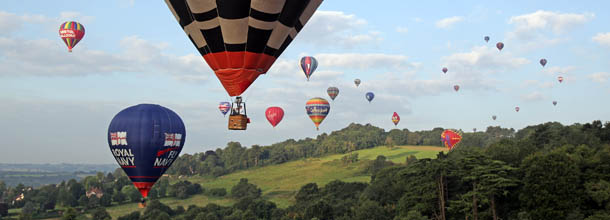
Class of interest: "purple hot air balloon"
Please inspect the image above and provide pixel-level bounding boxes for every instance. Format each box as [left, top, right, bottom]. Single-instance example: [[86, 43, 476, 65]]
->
[[484, 36, 490, 43], [540, 58, 547, 67], [553, 101, 557, 106], [496, 42, 504, 51], [442, 67, 448, 74]]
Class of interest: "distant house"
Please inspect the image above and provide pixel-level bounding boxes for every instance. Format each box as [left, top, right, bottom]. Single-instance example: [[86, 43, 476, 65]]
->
[[86, 187, 103, 198], [14, 193, 24, 202]]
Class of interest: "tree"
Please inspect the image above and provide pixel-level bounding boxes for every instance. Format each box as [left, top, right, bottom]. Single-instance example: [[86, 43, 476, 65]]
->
[[61, 207, 79, 220], [91, 207, 111, 220], [20, 202, 36, 219], [385, 136, 395, 149], [77, 195, 89, 208], [113, 190, 126, 204], [520, 150, 583, 219], [231, 178, 261, 199], [353, 200, 388, 220], [117, 211, 140, 220], [99, 194, 112, 207], [121, 186, 141, 203]]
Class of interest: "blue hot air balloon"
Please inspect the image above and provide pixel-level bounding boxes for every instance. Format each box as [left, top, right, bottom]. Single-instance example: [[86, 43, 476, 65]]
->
[[107, 104, 186, 207], [365, 92, 375, 103]]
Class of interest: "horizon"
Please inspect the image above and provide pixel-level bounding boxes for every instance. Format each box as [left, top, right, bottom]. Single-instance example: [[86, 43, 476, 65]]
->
[[1, 1, 609, 164]]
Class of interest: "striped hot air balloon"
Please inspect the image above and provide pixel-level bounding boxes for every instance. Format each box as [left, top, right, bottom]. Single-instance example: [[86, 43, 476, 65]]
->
[[327, 87, 339, 101], [305, 97, 330, 130], [164, 0, 323, 97], [59, 21, 85, 52], [301, 56, 318, 81]]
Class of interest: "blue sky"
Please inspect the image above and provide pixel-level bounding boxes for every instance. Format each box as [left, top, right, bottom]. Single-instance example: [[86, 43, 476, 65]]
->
[[1, 0, 609, 164]]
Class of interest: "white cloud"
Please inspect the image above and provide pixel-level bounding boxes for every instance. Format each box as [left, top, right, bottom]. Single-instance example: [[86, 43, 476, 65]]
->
[[59, 11, 95, 24], [521, 91, 545, 102], [593, 32, 610, 47], [442, 46, 529, 72], [395, 26, 409, 34], [588, 72, 610, 83], [0, 35, 209, 82], [435, 16, 464, 29], [509, 10, 594, 34], [540, 66, 577, 77], [298, 11, 382, 48]]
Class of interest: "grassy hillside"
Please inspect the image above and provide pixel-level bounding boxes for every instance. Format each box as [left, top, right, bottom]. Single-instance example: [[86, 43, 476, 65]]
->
[[106, 145, 446, 219]]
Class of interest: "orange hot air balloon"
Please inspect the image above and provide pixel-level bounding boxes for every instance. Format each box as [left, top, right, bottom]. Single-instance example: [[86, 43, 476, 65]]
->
[[391, 112, 400, 126], [164, 0, 323, 97]]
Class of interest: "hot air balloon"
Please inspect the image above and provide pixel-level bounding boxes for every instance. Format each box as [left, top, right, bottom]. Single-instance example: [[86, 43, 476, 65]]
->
[[442, 67, 448, 74], [59, 21, 85, 52], [454, 85, 460, 92], [473, 128, 477, 132], [558, 76, 564, 83], [553, 101, 557, 106], [441, 129, 462, 150], [164, 0, 322, 130], [492, 115, 497, 120], [496, 42, 504, 51], [365, 92, 375, 103], [354, 79, 361, 87], [306, 97, 330, 130], [218, 102, 231, 116], [265, 107, 284, 128], [540, 58, 547, 67], [484, 36, 490, 43], [301, 56, 318, 81], [391, 112, 400, 126], [108, 104, 185, 207], [327, 87, 339, 101], [515, 107, 520, 112]]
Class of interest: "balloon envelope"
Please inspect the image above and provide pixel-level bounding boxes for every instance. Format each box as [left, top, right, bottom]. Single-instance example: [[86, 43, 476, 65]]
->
[[454, 85, 460, 92], [108, 104, 185, 199], [327, 87, 339, 100], [492, 115, 497, 120], [392, 112, 400, 126], [540, 58, 547, 67], [515, 107, 520, 112], [365, 92, 375, 102], [354, 79, 361, 87], [164, 0, 322, 97], [484, 36, 490, 42], [441, 129, 462, 150], [553, 101, 557, 106], [305, 97, 330, 130], [558, 76, 564, 83], [265, 107, 284, 128], [218, 102, 231, 116], [301, 56, 318, 81], [496, 42, 504, 51], [59, 21, 85, 52], [442, 67, 448, 74]]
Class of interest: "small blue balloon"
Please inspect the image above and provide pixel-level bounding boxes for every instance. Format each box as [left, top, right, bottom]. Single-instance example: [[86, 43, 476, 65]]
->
[[365, 92, 375, 102]]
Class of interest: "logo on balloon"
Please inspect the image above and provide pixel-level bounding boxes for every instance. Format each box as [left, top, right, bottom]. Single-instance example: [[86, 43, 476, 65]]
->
[[307, 106, 329, 114], [110, 132, 128, 146]]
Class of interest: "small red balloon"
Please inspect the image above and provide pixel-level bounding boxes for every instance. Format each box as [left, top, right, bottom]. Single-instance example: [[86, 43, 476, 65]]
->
[[265, 107, 284, 128]]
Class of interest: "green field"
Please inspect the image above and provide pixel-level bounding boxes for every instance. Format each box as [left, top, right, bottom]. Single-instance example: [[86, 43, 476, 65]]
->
[[106, 145, 445, 219]]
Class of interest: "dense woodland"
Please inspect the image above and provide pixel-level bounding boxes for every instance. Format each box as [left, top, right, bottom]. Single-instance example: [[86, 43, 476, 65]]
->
[[1, 120, 609, 219]]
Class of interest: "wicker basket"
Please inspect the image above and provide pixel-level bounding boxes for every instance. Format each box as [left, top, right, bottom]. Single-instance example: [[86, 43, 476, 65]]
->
[[228, 114, 248, 130]]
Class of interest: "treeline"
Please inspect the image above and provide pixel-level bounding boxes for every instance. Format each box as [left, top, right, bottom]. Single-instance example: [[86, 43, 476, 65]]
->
[[0, 168, 227, 219], [167, 123, 516, 177], [120, 120, 610, 220]]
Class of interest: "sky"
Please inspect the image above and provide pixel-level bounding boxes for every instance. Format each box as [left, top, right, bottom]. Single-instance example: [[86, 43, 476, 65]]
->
[[1, 0, 609, 164]]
